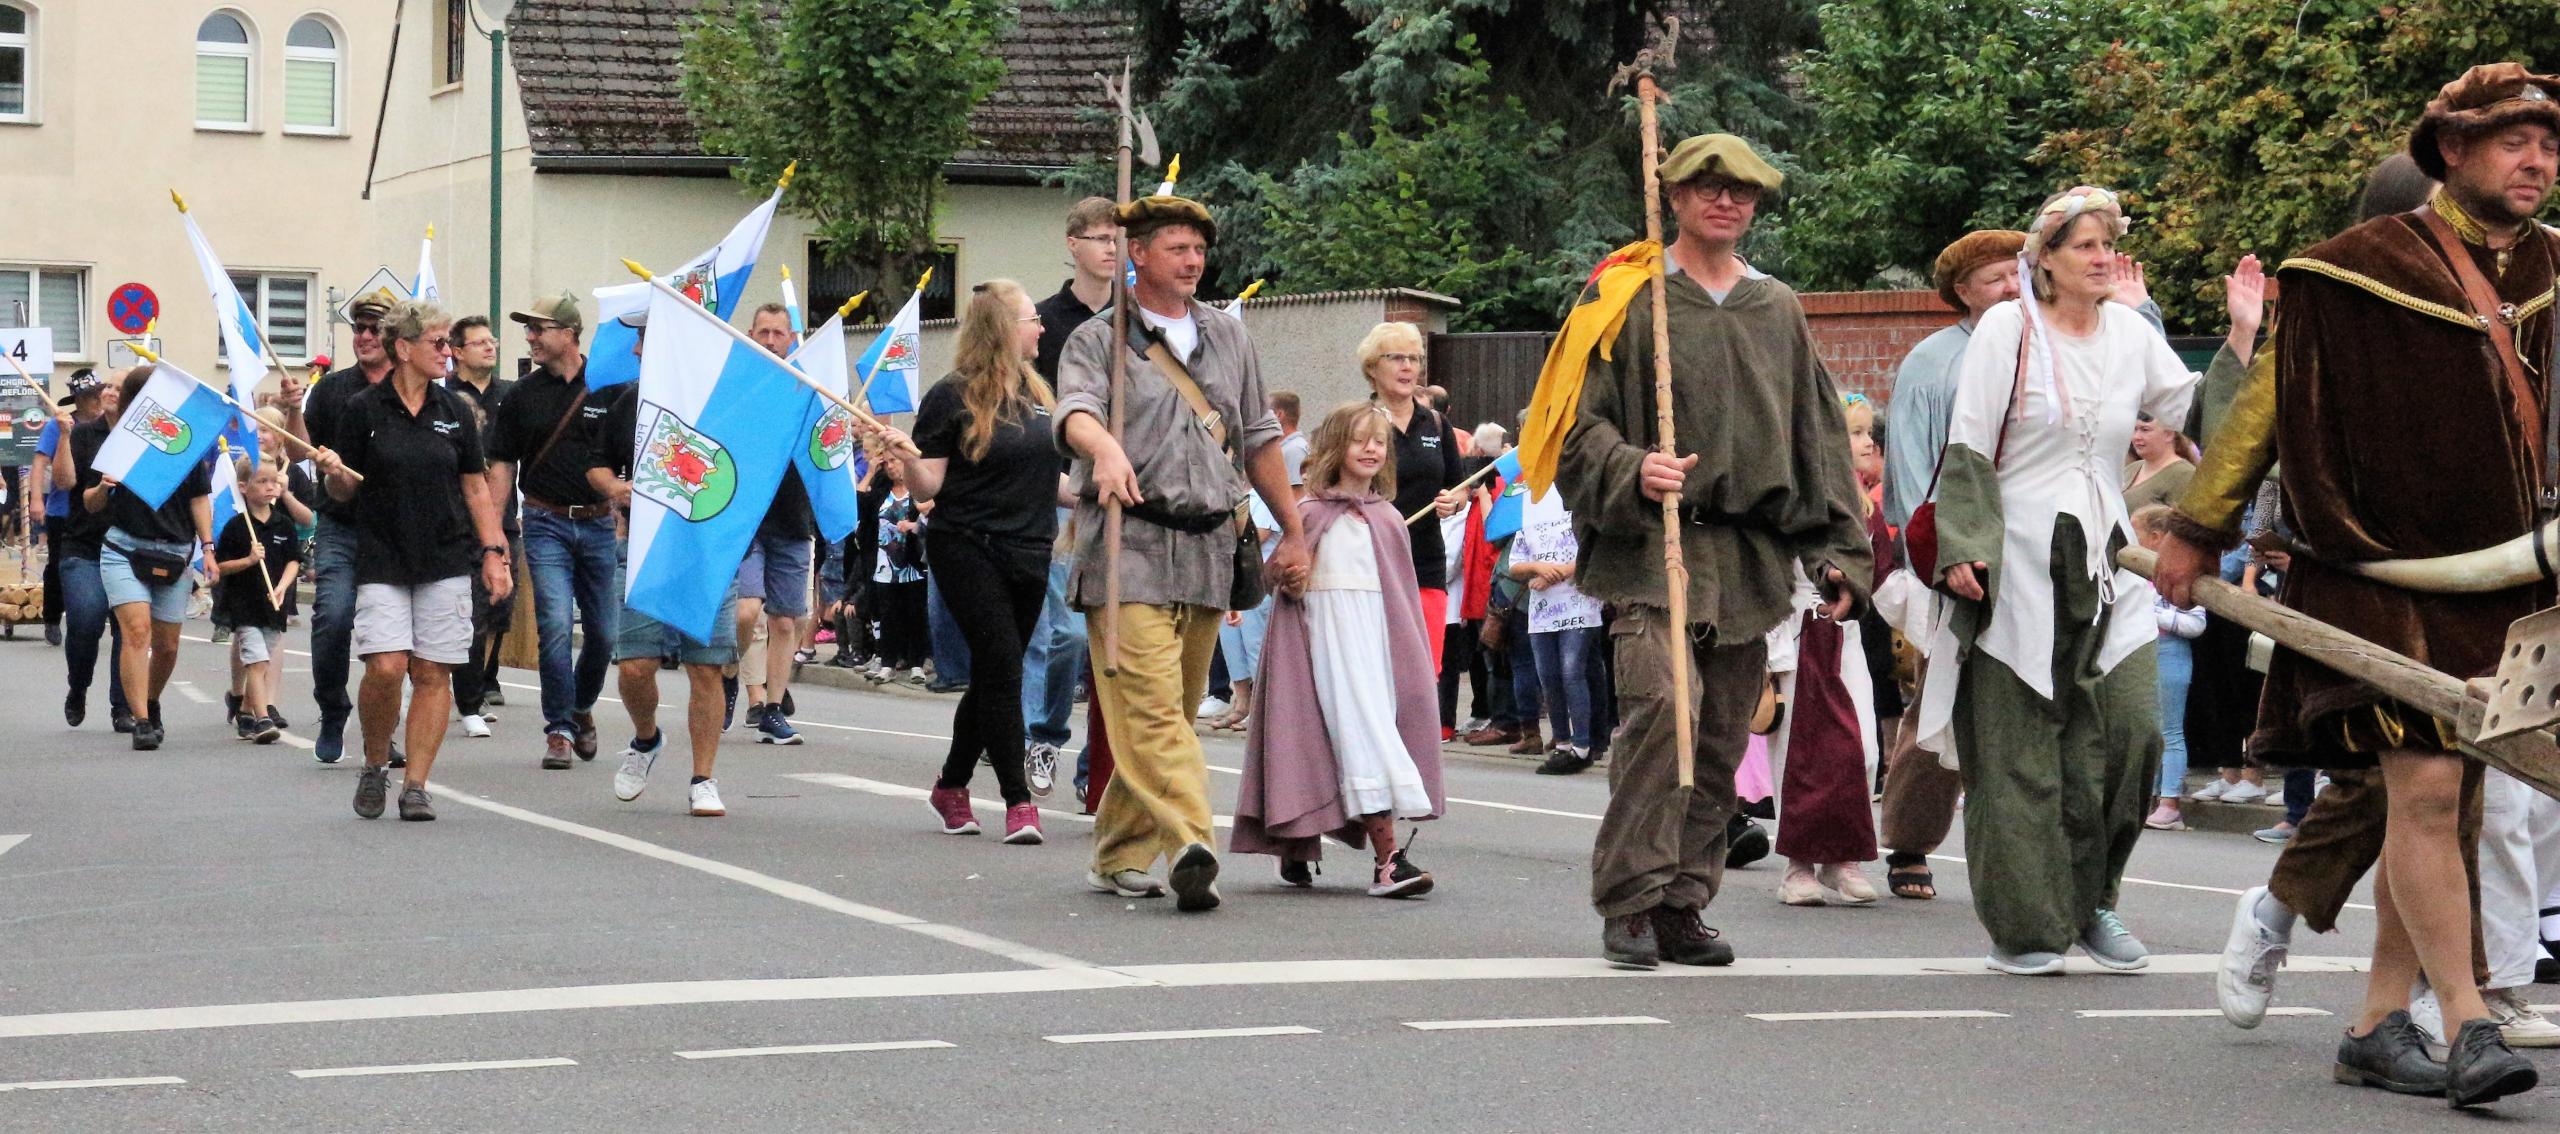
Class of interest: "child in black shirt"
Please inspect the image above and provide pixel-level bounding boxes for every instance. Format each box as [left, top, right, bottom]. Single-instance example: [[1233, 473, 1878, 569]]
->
[[214, 459, 304, 743]]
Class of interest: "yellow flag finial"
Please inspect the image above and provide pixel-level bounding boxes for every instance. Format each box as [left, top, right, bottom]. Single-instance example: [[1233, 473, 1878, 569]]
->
[[424, 223, 435, 240], [915, 266, 934, 294], [777, 161, 798, 190], [1235, 278, 1265, 303], [143, 316, 158, 338], [1166, 154, 1182, 185], [171, 190, 189, 213], [621, 259, 654, 280], [780, 265, 793, 282], [128, 340, 164, 363], [839, 291, 869, 319]]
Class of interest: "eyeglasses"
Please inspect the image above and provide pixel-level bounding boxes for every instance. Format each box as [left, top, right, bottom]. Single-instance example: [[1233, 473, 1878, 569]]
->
[[1017, 315, 1044, 324], [1379, 352, 1425, 366], [1686, 181, 1763, 205]]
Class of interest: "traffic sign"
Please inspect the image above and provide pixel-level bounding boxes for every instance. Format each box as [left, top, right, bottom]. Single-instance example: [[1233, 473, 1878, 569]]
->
[[0, 328, 54, 383], [107, 283, 160, 335], [108, 337, 165, 369], [337, 267, 412, 324]]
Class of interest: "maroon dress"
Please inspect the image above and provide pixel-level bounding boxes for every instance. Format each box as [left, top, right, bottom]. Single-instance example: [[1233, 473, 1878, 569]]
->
[[1774, 611, 1879, 864]]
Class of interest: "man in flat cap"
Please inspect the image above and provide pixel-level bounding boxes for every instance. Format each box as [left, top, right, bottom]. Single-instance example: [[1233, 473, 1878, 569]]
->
[[285, 286, 400, 763], [1054, 195, 1307, 911], [2158, 62, 2557, 1106], [1554, 132, 1871, 966]]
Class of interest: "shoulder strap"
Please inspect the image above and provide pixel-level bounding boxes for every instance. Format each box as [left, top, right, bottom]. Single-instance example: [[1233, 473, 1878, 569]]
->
[[525, 385, 590, 475], [1140, 334, 1230, 453], [2414, 207, 2544, 492]]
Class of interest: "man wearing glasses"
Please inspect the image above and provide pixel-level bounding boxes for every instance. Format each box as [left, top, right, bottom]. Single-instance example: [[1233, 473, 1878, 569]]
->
[[284, 287, 400, 764], [492, 292, 618, 771]]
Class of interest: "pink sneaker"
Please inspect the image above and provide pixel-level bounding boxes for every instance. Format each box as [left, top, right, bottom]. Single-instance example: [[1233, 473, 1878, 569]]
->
[[929, 787, 981, 835], [2143, 803, 2186, 831], [1003, 803, 1044, 845]]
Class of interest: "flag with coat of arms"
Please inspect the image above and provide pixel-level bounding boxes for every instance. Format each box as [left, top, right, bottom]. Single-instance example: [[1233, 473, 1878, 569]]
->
[[94, 359, 233, 511], [175, 194, 268, 463], [589, 175, 788, 389], [622, 282, 812, 641], [788, 303, 867, 544], [854, 285, 926, 415]]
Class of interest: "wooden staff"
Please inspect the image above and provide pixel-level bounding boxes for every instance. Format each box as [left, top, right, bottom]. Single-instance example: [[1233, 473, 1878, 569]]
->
[[122, 340, 361, 480], [1617, 19, 1697, 787], [214, 438, 282, 605], [1404, 456, 1505, 525], [1095, 59, 1158, 677]]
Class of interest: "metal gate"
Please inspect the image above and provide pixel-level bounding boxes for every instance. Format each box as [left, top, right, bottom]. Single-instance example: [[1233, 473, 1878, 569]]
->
[[1429, 331, 1552, 433]]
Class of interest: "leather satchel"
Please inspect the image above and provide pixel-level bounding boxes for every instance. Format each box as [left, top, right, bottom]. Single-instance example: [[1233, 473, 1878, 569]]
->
[[1904, 316, 2032, 585]]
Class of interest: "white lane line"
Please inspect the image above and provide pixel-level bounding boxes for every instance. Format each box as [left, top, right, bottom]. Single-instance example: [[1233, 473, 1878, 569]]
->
[[291, 1057, 577, 1080], [1922, 852, 2376, 913], [1204, 765, 1605, 821], [1044, 1025, 1319, 1045], [1116, 953, 2371, 986], [424, 784, 1112, 973], [0, 834, 27, 859], [1404, 1015, 1665, 1032], [0, 1075, 187, 1092], [169, 681, 215, 705], [1748, 1010, 2009, 1022], [2076, 1007, 2331, 1019], [785, 772, 1234, 830], [675, 1040, 955, 1060], [0, 970, 1139, 1040]]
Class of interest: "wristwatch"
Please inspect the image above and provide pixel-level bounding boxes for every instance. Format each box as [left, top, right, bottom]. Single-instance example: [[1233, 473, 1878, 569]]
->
[[482, 545, 510, 560]]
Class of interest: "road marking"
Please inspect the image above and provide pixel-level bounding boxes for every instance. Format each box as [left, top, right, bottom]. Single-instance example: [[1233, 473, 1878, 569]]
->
[[1044, 1025, 1319, 1045], [169, 681, 215, 705], [1204, 765, 1605, 821], [1920, 852, 2375, 913], [2076, 1007, 2332, 1018], [786, 772, 1234, 830], [1403, 1015, 1665, 1032], [0, 970, 1141, 1040], [675, 1040, 955, 1060], [424, 784, 1110, 972], [0, 834, 27, 859], [1114, 953, 2368, 986], [0, 1076, 186, 1092], [291, 1057, 577, 1080], [1748, 1010, 2009, 1022]]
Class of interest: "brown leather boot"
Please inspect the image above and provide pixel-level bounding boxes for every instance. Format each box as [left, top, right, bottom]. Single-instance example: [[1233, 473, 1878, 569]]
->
[[1507, 726, 1545, 755]]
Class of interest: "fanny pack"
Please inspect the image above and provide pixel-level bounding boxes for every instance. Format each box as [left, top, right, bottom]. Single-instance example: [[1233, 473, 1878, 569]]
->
[[116, 541, 191, 585]]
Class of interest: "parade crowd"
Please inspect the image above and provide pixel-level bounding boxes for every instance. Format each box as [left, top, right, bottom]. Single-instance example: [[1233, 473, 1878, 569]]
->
[[18, 57, 2560, 1115]]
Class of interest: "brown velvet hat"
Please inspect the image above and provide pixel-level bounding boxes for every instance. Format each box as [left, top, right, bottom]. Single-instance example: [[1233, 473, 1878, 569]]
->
[[1116, 195, 1217, 246], [1933, 230, 2027, 311], [2409, 62, 2560, 180]]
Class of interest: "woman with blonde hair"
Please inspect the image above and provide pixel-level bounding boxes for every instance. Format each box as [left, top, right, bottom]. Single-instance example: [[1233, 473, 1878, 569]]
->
[[870, 280, 1064, 846], [1359, 322, 1466, 669]]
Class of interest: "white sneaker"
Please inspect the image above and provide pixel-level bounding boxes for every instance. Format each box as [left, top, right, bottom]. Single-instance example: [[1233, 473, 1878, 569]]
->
[[2487, 986, 2560, 1048], [460, 714, 492, 739], [2191, 779, 2232, 801], [2220, 780, 2269, 805], [1026, 742, 1059, 797], [2216, 887, 2288, 1028], [689, 778, 726, 817], [2410, 984, 2448, 1053], [612, 735, 662, 802], [1196, 697, 1231, 720]]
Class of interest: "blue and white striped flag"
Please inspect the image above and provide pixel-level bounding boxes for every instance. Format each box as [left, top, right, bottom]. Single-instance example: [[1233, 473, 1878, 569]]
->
[[788, 306, 863, 544], [95, 359, 233, 511], [622, 283, 809, 641], [178, 197, 269, 463], [415, 224, 442, 303], [589, 179, 787, 390], [853, 286, 925, 415]]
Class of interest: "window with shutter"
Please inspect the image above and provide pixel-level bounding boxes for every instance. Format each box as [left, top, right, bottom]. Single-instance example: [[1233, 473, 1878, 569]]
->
[[195, 12, 253, 129], [284, 18, 338, 131]]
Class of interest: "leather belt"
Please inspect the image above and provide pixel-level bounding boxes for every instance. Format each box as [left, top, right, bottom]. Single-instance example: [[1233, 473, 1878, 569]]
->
[[522, 495, 611, 521]]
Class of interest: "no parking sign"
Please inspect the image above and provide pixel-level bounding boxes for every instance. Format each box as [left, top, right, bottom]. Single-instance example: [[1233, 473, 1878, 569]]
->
[[107, 283, 160, 336]]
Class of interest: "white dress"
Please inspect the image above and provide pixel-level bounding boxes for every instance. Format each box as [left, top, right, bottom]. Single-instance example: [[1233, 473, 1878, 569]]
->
[[1305, 513, 1434, 819]]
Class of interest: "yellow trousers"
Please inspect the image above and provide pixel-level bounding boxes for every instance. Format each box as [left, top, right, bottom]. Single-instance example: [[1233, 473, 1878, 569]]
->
[[1090, 602, 1221, 875]]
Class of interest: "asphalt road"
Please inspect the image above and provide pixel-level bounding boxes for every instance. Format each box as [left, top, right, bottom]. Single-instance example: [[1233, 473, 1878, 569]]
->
[[0, 621, 2544, 1131]]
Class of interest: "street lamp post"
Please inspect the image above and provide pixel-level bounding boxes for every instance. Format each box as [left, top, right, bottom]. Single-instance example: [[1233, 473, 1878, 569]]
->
[[482, 0, 517, 327]]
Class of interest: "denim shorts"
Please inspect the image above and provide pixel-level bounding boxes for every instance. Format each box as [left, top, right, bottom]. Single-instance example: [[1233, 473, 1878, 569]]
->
[[100, 531, 197, 624], [736, 533, 814, 617], [616, 555, 742, 666]]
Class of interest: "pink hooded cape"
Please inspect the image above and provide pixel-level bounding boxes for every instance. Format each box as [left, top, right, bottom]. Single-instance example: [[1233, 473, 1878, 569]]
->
[[1230, 491, 1447, 861]]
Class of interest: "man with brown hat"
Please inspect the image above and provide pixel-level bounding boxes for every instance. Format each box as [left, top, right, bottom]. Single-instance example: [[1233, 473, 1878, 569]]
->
[[1553, 133, 1871, 967], [1053, 194, 1306, 912], [285, 286, 400, 763], [2157, 62, 2557, 1108]]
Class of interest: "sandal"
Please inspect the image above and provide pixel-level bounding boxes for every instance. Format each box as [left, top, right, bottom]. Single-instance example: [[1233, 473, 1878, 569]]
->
[[1886, 864, 1935, 901]]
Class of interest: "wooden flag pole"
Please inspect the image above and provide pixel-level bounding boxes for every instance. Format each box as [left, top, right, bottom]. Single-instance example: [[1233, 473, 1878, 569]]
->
[[121, 341, 360, 480], [618, 261, 887, 436], [1095, 59, 1158, 677]]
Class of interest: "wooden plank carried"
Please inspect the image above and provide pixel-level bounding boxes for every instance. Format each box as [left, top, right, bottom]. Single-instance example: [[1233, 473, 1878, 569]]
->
[[2119, 546, 2560, 800]]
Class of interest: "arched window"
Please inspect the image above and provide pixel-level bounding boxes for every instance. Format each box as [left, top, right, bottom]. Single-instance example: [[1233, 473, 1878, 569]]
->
[[283, 16, 339, 132], [0, 3, 33, 123], [194, 10, 253, 129]]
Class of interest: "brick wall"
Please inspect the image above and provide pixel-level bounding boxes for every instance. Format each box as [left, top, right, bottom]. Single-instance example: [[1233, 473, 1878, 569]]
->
[[1798, 290, 1959, 406]]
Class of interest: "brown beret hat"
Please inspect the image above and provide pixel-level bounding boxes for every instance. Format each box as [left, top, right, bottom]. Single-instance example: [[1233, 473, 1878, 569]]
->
[[2409, 62, 2560, 180], [1116, 195, 1218, 246], [1933, 230, 2027, 311]]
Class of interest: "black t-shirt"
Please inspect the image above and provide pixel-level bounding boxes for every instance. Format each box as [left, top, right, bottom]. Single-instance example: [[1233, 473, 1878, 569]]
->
[[587, 382, 641, 483], [215, 509, 302, 629], [302, 363, 387, 520], [486, 362, 606, 508], [1387, 403, 1461, 589], [62, 416, 115, 559], [103, 457, 212, 548], [757, 465, 813, 542], [449, 373, 521, 533], [335, 380, 490, 586], [1034, 279, 1103, 383], [913, 376, 1060, 550]]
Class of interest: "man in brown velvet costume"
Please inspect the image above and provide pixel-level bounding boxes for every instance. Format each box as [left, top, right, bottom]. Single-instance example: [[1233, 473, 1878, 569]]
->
[[2157, 63, 2558, 1108]]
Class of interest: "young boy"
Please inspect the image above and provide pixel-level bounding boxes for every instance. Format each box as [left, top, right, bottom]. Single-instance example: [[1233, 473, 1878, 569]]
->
[[215, 459, 303, 744]]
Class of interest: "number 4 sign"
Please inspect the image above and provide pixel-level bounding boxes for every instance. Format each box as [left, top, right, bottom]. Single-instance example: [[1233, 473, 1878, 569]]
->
[[0, 328, 53, 388]]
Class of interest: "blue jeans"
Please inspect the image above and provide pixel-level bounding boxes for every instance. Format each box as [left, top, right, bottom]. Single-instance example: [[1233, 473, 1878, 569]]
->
[[927, 571, 972, 685], [1507, 608, 1542, 732], [1219, 598, 1271, 684], [1021, 553, 1085, 746], [310, 515, 360, 724], [524, 510, 619, 737], [59, 555, 129, 716], [1532, 626, 1601, 750], [2156, 635, 2194, 796], [2282, 766, 2318, 826]]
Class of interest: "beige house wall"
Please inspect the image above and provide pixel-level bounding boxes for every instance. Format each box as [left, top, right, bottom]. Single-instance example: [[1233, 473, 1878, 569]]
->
[[0, 1, 388, 389]]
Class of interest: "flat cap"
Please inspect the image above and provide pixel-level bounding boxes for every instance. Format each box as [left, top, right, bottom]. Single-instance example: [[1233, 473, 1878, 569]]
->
[[1116, 195, 1217, 245], [2410, 62, 2560, 180], [1933, 230, 2027, 311], [1659, 133, 1784, 192], [509, 290, 585, 331]]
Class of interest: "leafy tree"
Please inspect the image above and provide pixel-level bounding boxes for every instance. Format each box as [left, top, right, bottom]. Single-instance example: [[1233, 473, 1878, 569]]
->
[[681, 0, 1012, 296], [2041, 0, 2556, 328]]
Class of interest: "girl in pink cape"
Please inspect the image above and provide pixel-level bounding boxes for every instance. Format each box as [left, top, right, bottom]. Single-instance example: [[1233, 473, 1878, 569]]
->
[[1234, 402, 1446, 897]]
